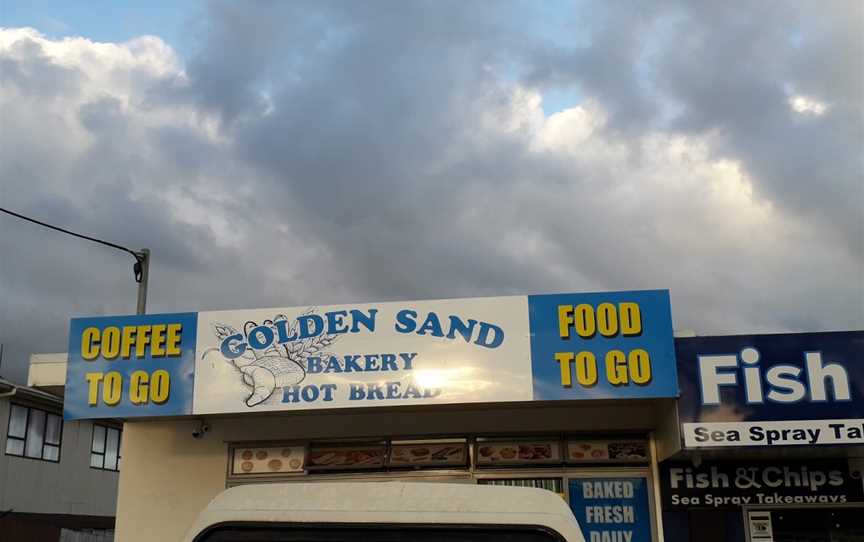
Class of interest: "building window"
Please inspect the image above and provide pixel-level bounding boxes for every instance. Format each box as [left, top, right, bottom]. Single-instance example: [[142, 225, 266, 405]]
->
[[91, 424, 121, 471], [5, 403, 62, 462]]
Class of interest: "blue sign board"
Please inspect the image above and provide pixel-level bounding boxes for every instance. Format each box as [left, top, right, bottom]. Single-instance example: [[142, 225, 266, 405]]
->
[[65, 313, 197, 419], [64, 291, 678, 419], [530, 290, 677, 400], [676, 331, 864, 447], [569, 477, 652, 542]]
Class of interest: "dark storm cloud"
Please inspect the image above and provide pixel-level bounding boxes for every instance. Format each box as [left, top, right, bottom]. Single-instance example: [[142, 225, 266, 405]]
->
[[0, 1, 862, 383], [524, 1, 666, 130], [181, 0, 861, 297], [524, 1, 863, 249], [653, 2, 863, 249], [181, 0, 558, 296]]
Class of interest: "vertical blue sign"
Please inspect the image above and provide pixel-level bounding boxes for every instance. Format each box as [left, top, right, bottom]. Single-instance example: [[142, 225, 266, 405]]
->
[[569, 477, 652, 542], [65, 313, 197, 419], [530, 290, 677, 400]]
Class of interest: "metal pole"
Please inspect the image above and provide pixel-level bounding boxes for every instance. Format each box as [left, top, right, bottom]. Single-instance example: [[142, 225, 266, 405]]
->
[[136, 248, 150, 315]]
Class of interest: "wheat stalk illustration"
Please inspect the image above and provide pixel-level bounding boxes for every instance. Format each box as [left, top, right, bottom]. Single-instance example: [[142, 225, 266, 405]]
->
[[208, 308, 341, 407]]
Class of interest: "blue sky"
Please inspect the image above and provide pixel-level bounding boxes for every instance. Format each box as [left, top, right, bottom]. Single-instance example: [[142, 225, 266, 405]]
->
[[0, 0, 196, 52]]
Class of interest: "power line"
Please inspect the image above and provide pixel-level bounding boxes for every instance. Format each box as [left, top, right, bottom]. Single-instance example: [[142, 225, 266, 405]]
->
[[0, 206, 147, 282]]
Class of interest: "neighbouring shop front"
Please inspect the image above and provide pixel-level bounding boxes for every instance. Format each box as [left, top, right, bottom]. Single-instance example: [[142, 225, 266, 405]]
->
[[661, 331, 864, 542], [61, 290, 679, 542]]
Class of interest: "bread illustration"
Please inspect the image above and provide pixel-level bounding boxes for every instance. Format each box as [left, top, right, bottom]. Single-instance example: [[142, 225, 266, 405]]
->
[[208, 312, 339, 408]]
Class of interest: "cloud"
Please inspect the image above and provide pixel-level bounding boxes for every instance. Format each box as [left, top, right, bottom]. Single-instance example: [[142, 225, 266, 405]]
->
[[0, 1, 861, 383]]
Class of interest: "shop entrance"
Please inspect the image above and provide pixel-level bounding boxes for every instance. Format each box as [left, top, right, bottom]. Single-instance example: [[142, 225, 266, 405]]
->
[[744, 506, 864, 542]]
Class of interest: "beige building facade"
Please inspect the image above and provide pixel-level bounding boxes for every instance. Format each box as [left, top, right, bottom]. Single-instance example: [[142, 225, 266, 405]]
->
[[45, 291, 683, 541], [29, 349, 680, 541], [113, 400, 678, 541]]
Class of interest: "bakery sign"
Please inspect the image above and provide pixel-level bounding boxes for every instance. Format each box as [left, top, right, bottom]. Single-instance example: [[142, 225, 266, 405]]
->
[[661, 460, 864, 509], [63, 290, 677, 419], [675, 331, 864, 448]]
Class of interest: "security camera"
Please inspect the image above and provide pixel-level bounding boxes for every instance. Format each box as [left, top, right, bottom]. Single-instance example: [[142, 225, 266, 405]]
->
[[192, 420, 210, 439]]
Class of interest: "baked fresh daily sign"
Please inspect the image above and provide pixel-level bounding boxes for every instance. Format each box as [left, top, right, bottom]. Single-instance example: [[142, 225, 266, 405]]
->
[[64, 290, 677, 419], [676, 331, 864, 448], [568, 477, 652, 542]]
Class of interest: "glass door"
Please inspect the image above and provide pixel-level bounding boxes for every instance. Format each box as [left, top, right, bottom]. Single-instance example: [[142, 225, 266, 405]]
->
[[745, 507, 864, 542]]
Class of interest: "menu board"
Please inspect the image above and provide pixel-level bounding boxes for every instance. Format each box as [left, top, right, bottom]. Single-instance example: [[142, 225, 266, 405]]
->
[[476, 440, 561, 465], [389, 442, 467, 467], [232, 445, 306, 475], [306, 445, 386, 470], [566, 440, 648, 463]]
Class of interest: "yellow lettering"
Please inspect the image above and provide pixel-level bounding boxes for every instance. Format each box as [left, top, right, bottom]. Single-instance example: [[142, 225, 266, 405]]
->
[[554, 352, 573, 386], [605, 350, 628, 385], [151, 324, 166, 357], [629, 349, 652, 384], [135, 326, 151, 358], [558, 305, 574, 339], [150, 370, 170, 404], [165, 323, 182, 356], [101, 327, 121, 360], [596, 302, 618, 337], [81, 327, 101, 360], [102, 371, 122, 406], [129, 371, 149, 404], [574, 304, 596, 338], [121, 326, 136, 359], [574, 351, 597, 386], [85, 372, 103, 405], [620, 302, 642, 335]]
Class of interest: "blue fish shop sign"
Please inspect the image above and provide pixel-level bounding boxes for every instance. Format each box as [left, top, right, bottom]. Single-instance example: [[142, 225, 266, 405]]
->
[[64, 290, 677, 419], [676, 331, 864, 448]]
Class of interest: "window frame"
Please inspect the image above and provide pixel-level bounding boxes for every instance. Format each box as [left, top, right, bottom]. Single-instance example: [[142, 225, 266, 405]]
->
[[4, 402, 63, 463], [90, 423, 122, 471]]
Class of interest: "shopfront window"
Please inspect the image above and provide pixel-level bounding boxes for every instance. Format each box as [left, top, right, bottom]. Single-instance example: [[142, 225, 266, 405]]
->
[[224, 437, 656, 540], [4, 403, 62, 462]]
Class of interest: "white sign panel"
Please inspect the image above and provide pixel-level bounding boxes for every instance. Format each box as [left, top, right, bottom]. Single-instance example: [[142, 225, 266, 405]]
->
[[193, 297, 532, 414], [683, 419, 864, 448]]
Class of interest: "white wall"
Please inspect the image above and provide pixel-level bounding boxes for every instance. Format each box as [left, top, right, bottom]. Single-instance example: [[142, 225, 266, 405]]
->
[[114, 400, 667, 541], [27, 353, 68, 387]]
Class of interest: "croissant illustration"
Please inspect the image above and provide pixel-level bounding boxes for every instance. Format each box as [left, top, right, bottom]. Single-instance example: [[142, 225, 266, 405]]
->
[[209, 309, 339, 407]]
